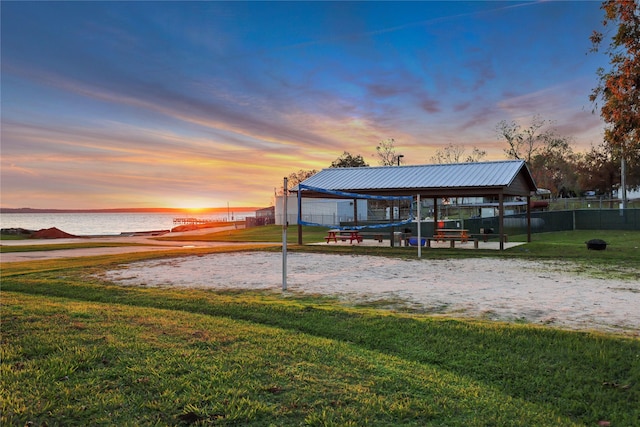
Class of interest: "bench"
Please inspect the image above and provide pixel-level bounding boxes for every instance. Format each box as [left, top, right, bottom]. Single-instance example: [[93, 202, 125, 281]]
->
[[358, 232, 384, 242], [471, 233, 508, 243], [435, 228, 470, 243], [426, 237, 479, 249]]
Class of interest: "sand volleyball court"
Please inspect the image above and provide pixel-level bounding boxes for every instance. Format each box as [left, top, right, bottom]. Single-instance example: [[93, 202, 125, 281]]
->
[[100, 252, 639, 336]]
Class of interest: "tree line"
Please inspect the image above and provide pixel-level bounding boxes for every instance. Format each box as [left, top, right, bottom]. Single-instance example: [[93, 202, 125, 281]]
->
[[285, 115, 639, 198]]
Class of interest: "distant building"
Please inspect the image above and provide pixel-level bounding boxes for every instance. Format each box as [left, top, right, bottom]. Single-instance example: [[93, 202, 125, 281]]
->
[[614, 186, 640, 201], [245, 206, 275, 227]]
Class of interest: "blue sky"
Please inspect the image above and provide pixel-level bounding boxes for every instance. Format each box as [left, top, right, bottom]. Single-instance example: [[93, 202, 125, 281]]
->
[[1, 1, 608, 209]]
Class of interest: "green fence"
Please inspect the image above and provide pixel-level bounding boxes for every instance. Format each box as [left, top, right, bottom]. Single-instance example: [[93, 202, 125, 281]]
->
[[575, 208, 640, 230], [341, 209, 639, 238], [463, 209, 640, 236]]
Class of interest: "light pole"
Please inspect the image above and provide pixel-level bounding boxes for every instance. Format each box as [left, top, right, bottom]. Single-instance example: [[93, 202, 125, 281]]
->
[[397, 154, 404, 166]]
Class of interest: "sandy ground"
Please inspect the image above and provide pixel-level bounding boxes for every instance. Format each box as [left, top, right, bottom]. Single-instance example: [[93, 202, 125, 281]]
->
[[99, 251, 640, 336], [3, 226, 638, 335]]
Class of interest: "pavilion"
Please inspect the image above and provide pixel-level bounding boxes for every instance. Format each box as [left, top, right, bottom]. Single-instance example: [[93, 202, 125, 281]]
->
[[294, 160, 538, 250]]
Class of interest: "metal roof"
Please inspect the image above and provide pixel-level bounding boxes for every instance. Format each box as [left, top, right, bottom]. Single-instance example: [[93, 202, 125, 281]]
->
[[297, 160, 536, 197]]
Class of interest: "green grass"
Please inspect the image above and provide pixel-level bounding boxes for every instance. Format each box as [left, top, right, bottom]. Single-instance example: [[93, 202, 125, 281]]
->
[[2, 248, 639, 426], [157, 225, 329, 244], [0, 233, 28, 240], [0, 241, 158, 253], [2, 229, 639, 425]]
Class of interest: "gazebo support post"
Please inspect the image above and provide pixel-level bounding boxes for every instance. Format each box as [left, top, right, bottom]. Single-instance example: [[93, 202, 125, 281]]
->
[[499, 192, 505, 251], [353, 199, 358, 227], [433, 197, 439, 237], [389, 200, 395, 247]]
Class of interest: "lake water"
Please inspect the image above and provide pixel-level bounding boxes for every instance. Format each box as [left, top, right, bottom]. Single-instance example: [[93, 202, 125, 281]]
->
[[0, 211, 256, 236]]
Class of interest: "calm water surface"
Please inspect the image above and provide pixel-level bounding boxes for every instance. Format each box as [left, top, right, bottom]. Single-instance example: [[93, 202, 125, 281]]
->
[[0, 211, 255, 236]]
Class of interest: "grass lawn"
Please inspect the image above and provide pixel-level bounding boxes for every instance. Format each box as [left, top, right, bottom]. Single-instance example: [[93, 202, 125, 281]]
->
[[0, 241, 159, 253], [1, 229, 639, 425]]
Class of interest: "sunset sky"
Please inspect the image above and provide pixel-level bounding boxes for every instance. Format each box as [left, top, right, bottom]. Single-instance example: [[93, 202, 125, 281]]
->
[[1, 1, 609, 210]]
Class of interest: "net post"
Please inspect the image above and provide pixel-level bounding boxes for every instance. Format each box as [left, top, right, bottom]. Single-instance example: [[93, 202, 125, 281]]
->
[[297, 187, 303, 244], [282, 177, 288, 291], [417, 194, 422, 258]]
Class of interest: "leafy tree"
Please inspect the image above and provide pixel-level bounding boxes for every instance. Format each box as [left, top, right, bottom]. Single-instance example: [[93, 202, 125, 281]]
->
[[530, 138, 579, 197], [589, 0, 640, 157], [375, 138, 403, 166], [330, 151, 369, 168], [576, 143, 620, 204], [430, 143, 487, 164], [577, 142, 640, 197]]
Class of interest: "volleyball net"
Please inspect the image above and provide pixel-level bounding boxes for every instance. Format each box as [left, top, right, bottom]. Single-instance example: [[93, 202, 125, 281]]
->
[[296, 184, 414, 230]]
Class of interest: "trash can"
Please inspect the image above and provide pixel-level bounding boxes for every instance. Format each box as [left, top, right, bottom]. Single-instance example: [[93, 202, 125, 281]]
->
[[393, 232, 403, 246]]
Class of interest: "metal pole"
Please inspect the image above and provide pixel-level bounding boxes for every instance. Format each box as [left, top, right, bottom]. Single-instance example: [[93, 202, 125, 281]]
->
[[621, 155, 627, 214], [297, 186, 303, 244], [498, 193, 505, 251], [417, 194, 422, 258], [282, 177, 288, 291]]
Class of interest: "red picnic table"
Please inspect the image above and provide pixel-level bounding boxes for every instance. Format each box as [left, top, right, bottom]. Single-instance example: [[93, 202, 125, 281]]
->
[[324, 229, 363, 244]]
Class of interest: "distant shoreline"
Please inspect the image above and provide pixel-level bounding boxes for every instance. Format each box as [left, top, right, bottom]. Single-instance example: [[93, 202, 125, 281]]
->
[[0, 207, 263, 214]]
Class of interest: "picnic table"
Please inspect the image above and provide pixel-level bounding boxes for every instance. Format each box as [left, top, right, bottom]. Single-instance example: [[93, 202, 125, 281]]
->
[[325, 229, 363, 244], [434, 228, 470, 243], [427, 229, 479, 248]]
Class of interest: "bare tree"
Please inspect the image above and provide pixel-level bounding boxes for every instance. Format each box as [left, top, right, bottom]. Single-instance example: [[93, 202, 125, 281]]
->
[[496, 115, 553, 163], [286, 169, 318, 191], [375, 138, 403, 166], [430, 143, 486, 164]]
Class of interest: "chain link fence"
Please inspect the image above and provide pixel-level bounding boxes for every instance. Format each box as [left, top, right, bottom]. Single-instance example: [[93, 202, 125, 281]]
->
[[275, 207, 639, 237], [463, 209, 640, 236]]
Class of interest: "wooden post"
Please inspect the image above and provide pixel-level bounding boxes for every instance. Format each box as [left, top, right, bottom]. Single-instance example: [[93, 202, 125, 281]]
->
[[526, 195, 532, 243], [433, 197, 439, 236], [353, 199, 358, 227], [390, 200, 395, 247]]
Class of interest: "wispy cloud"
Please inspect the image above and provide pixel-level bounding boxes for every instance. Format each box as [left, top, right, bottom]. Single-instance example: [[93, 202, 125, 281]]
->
[[0, 1, 607, 209]]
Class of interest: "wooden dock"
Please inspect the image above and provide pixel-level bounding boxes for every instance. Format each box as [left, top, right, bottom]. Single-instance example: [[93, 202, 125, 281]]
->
[[172, 217, 216, 225]]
